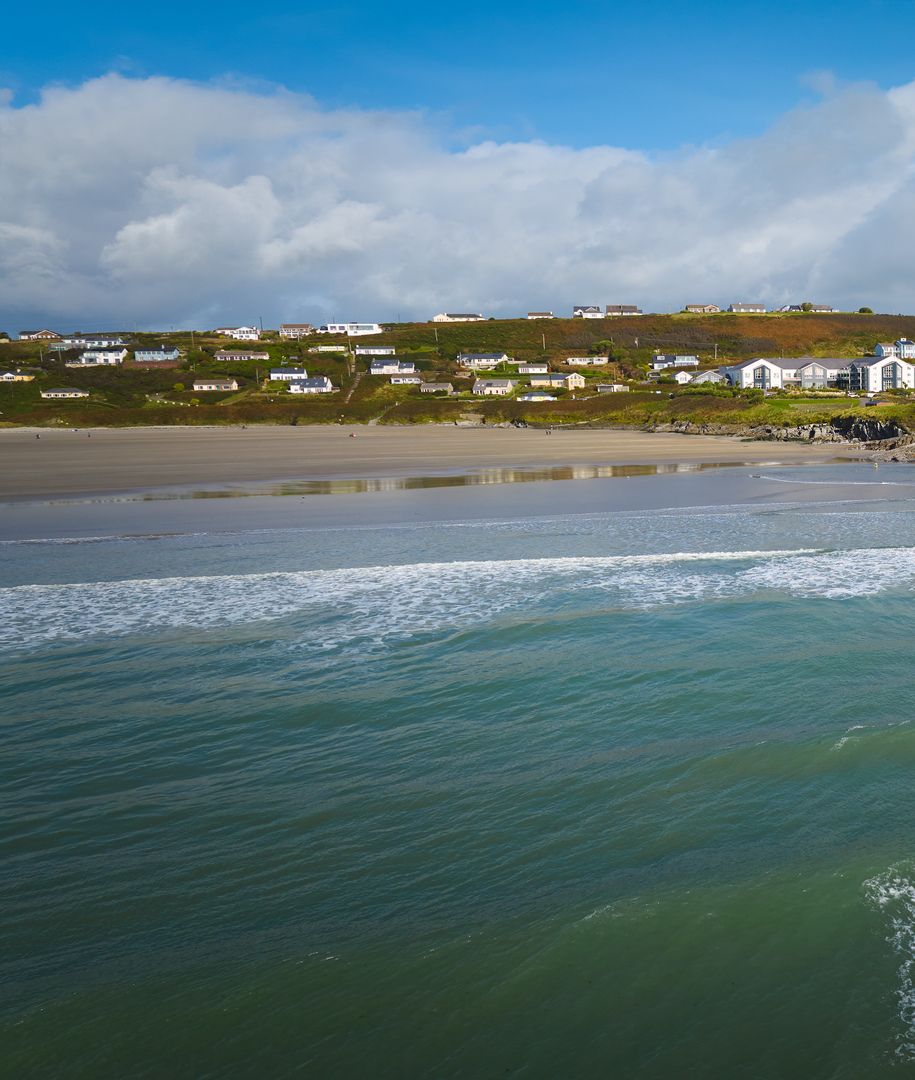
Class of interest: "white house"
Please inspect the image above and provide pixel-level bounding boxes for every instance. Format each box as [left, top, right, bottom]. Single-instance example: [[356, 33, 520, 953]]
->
[[215, 350, 270, 362], [62, 334, 128, 348], [420, 382, 453, 394], [672, 371, 693, 385], [849, 356, 915, 393], [473, 379, 514, 396], [309, 345, 349, 353], [457, 352, 510, 369], [0, 370, 34, 381], [135, 346, 180, 362], [689, 369, 727, 385], [572, 305, 603, 319], [20, 329, 61, 341], [279, 324, 314, 338], [354, 345, 396, 356], [597, 383, 630, 393], [720, 357, 853, 389], [214, 326, 260, 340], [41, 387, 89, 399], [684, 304, 720, 314], [526, 312, 555, 319], [876, 339, 915, 360], [193, 378, 238, 391], [318, 323, 382, 336], [432, 313, 484, 322], [728, 303, 767, 314], [391, 375, 422, 384], [529, 372, 586, 389], [517, 363, 549, 374], [518, 391, 557, 401], [565, 357, 607, 366], [67, 348, 128, 367], [652, 355, 699, 370], [370, 359, 415, 375], [270, 367, 309, 381], [289, 376, 335, 394], [874, 342, 897, 359], [606, 305, 642, 316]]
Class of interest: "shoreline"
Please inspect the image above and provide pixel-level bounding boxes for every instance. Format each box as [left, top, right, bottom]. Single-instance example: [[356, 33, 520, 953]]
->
[[0, 425, 866, 502]]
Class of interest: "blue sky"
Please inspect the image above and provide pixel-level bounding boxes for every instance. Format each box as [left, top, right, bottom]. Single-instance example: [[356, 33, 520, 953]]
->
[[5, 1, 915, 328], [5, 0, 915, 149]]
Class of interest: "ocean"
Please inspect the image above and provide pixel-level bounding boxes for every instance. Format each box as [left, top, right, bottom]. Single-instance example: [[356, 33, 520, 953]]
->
[[4, 462, 915, 1078]]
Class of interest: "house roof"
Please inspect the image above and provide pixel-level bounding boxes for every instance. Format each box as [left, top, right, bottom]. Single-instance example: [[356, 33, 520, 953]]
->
[[458, 352, 508, 360], [726, 356, 852, 370], [474, 378, 513, 386], [573, 305, 601, 311], [444, 313, 483, 318]]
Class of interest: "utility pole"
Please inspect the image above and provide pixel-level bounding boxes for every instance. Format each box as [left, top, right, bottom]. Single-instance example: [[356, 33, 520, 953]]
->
[[714, 342, 718, 362], [542, 332, 546, 352]]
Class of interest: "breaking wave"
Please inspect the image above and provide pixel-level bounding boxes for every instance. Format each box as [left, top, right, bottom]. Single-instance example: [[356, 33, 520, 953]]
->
[[3, 545, 915, 653], [865, 865, 915, 1060]]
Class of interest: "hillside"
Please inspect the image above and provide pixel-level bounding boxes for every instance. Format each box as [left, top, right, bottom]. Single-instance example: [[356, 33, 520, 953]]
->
[[3, 312, 915, 430]]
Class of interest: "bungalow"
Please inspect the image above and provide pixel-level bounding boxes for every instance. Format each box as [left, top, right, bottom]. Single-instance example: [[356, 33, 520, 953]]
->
[[318, 323, 382, 336], [278, 324, 314, 338], [529, 372, 586, 389], [777, 304, 836, 313], [63, 334, 128, 348], [309, 345, 349, 353], [432, 313, 484, 322], [227, 326, 260, 341], [67, 347, 128, 367], [270, 367, 309, 381], [370, 359, 415, 375], [597, 383, 630, 393], [652, 355, 699, 370], [19, 329, 61, 341], [193, 378, 239, 392], [689, 369, 727, 385], [526, 312, 555, 319], [0, 370, 34, 381], [728, 303, 767, 314], [420, 382, 454, 394], [288, 376, 335, 394], [572, 305, 603, 319], [849, 356, 915, 393], [354, 345, 396, 356], [517, 362, 549, 374], [720, 357, 852, 389], [672, 371, 693, 385], [518, 391, 557, 401], [684, 304, 721, 314], [565, 357, 607, 366], [134, 346, 180, 362], [391, 375, 422, 384], [215, 350, 270, 362], [41, 387, 89, 399], [473, 378, 514, 396], [606, 305, 642, 316], [457, 352, 510, 369]]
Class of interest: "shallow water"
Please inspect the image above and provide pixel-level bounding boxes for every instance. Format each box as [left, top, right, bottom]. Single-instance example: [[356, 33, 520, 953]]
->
[[3, 464, 915, 1077]]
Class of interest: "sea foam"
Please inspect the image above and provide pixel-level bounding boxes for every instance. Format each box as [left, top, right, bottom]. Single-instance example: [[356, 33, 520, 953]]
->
[[3, 546, 910, 654], [865, 865, 915, 1059]]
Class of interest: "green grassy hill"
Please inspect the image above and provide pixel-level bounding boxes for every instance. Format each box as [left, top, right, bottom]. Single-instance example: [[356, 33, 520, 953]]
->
[[4, 312, 915, 430]]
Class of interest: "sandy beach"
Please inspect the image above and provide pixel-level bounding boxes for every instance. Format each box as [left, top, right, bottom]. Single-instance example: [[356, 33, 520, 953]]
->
[[0, 425, 859, 500]]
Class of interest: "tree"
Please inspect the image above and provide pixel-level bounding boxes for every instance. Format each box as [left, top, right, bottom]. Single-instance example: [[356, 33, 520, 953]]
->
[[858, 307, 874, 314], [801, 302, 814, 312], [173, 382, 185, 392]]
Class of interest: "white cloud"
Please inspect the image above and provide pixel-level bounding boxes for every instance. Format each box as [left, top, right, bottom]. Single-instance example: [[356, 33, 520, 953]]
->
[[2, 73, 915, 329]]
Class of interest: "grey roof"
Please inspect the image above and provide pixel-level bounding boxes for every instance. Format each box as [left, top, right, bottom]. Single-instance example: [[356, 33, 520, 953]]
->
[[271, 367, 308, 374], [726, 356, 852, 370], [444, 313, 483, 318], [458, 352, 507, 359], [293, 377, 332, 387]]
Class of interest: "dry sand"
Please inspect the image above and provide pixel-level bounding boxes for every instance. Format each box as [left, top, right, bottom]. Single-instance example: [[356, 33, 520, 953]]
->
[[0, 425, 858, 500]]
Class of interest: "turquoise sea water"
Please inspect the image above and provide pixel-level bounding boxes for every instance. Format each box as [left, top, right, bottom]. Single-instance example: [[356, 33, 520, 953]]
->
[[5, 464, 915, 1078]]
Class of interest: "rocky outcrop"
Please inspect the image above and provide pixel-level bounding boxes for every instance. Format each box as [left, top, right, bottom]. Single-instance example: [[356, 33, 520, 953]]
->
[[647, 416, 910, 446]]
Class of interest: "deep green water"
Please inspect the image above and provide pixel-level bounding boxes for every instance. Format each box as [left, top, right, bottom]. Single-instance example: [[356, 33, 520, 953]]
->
[[4, 465, 915, 1078]]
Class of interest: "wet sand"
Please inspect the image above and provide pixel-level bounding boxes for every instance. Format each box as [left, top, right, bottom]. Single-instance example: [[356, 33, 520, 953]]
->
[[0, 425, 860, 500]]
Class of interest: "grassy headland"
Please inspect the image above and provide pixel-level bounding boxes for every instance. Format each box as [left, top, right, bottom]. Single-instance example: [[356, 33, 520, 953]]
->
[[4, 312, 915, 431]]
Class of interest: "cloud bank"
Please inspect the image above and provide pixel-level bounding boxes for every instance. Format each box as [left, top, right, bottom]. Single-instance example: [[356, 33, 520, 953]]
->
[[2, 74, 915, 330]]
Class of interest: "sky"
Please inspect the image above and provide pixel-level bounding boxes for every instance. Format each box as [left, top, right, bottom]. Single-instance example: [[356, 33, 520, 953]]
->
[[3, 0, 915, 330]]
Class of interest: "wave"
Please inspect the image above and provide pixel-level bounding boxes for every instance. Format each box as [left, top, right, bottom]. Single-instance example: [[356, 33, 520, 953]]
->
[[865, 865, 915, 1059], [5, 545, 915, 653]]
